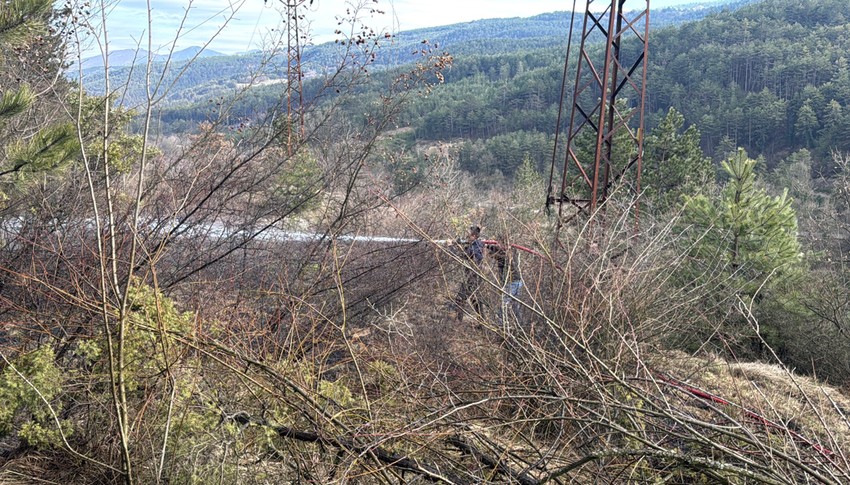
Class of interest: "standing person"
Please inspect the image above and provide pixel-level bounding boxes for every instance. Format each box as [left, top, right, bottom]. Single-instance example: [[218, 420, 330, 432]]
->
[[453, 225, 484, 321], [488, 241, 523, 328]]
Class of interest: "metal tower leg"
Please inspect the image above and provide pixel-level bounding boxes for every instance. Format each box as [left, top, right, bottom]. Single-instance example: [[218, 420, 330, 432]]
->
[[548, 0, 650, 229]]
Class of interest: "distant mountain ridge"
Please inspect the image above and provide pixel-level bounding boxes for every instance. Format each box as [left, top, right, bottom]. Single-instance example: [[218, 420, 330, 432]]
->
[[79, 46, 225, 70], [76, 0, 751, 110]]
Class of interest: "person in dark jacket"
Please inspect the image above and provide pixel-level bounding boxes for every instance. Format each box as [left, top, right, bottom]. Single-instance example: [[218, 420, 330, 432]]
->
[[453, 225, 484, 321]]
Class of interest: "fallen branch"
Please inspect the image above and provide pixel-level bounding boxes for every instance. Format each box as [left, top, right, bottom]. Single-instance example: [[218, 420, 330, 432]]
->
[[228, 412, 464, 484], [446, 434, 538, 485]]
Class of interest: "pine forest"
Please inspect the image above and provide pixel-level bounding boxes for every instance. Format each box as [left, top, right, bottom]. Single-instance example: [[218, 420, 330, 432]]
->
[[2, 0, 850, 483]]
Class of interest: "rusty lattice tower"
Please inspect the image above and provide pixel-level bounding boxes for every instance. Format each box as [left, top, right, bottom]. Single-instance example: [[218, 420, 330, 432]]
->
[[285, 0, 306, 154], [547, 0, 650, 228]]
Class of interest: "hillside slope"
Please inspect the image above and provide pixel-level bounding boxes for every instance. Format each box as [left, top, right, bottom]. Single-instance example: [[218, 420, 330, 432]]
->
[[76, 0, 745, 109]]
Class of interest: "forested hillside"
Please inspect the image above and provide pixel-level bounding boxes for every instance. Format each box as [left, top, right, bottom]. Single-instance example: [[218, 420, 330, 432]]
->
[[6, 0, 850, 483], [78, 51, 287, 108], [80, 1, 745, 110], [77, 46, 226, 70], [394, 0, 850, 177], [143, 0, 850, 179], [648, 0, 850, 170]]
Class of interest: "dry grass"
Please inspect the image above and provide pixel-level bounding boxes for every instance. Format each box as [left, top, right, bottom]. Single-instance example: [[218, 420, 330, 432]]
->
[[653, 350, 850, 460]]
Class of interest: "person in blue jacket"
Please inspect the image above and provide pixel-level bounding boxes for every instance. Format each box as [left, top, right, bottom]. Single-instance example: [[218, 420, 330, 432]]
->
[[487, 241, 523, 328]]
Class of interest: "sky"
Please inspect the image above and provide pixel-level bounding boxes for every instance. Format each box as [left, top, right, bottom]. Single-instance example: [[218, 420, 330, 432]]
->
[[77, 0, 704, 57]]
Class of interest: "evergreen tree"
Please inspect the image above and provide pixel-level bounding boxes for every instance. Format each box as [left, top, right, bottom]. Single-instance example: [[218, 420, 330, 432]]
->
[[0, 0, 52, 47], [794, 102, 818, 147], [643, 107, 713, 212], [0, 0, 78, 203], [683, 149, 801, 295], [511, 154, 545, 222]]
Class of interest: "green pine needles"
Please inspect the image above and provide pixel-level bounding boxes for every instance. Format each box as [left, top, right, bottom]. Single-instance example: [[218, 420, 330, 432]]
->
[[0, 0, 79, 203], [683, 149, 801, 295]]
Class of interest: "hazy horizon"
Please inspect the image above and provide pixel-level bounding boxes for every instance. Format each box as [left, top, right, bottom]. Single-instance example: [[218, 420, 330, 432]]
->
[[72, 0, 715, 60]]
